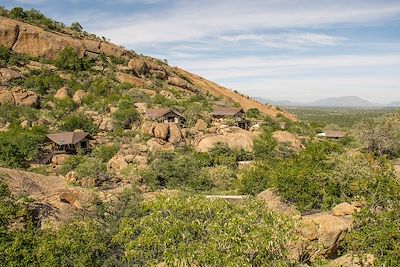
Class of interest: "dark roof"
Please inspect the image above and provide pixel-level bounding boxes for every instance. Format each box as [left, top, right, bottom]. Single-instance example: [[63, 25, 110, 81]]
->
[[325, 131, 347, 138], [146, 108, 184, 119], [211, 107, 244, 116], [46, 131, 94, 146]]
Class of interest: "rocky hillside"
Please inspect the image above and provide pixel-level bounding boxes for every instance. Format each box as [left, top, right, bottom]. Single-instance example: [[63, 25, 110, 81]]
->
[[0, 15, 295, 120]]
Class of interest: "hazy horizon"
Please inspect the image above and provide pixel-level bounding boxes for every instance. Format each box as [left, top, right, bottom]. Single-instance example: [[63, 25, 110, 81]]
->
[[2, 0, 400, 103]]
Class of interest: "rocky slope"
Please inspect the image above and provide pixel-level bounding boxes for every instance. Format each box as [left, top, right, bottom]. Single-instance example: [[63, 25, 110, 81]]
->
[[0, 16, 295, 121]]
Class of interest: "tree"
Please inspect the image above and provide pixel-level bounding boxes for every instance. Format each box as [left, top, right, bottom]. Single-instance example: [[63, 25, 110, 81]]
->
[[70, 22, 83, 32], [358, 114, 400, 157], [9, 7, 26, 19], [54, 47, 92, 71]]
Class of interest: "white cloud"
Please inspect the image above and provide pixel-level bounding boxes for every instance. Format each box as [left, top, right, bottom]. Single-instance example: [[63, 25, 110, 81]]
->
[[173, 54, 400, 79], [91, 0, 400, 46]]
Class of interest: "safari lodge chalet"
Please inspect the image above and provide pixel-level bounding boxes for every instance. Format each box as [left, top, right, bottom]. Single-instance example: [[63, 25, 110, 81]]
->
[[146, 108, 186, 127], [45, 131, 94, 154], [211, 107, 248, 129]]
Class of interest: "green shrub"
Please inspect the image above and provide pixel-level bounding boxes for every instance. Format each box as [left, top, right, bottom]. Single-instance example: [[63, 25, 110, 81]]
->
[[114, 195, 297, 266], [0, 126, 47, 168], [141, 150, 212, 190], [0, 104, 38, 125], [112, 98, 138, 129], [91, 144, 119, 163], [22, 70, 64, 95], [54, 48, 92, 71], [59, 113, 98, 134], [60, 155, 110, 183], [253, 132, 277, 160], [358, 114, 400, 157], [0, 45, 11, 63], [208, 143, 238, 168], [246, 108, 262, 119]]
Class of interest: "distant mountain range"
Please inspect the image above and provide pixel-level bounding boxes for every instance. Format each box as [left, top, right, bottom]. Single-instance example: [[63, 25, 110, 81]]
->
[[255, 96, 400, 108]]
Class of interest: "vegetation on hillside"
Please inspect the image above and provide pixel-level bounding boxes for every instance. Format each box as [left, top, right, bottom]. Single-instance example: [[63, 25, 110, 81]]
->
[[0, 6, 400, 266]]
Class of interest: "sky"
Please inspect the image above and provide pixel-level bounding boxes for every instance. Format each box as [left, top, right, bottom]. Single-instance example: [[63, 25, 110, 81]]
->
[[2, 0, 400, 103]]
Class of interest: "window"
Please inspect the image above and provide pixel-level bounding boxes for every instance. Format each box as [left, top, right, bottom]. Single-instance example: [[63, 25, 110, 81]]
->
[[80, 141, 87, 149]]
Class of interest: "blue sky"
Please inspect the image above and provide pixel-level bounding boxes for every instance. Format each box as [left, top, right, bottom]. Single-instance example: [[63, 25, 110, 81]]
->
[[2, 0, 400, 103]]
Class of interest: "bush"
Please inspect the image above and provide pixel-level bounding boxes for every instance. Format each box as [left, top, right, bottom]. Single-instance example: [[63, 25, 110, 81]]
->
[[54, 48, 92, 71], [0, 45, 11, 63], [114, 195, 297, 266], [141, 150, 212, 190], [0, 126, 47, 168], [246, 108, 262, 119], [22, 70, 64, 95], [0, 104, 38, 125], [358, 114, 400, 157], [253, 132, 277, 160], [60, 155, 110, 184], [91, 144, 119, 163], [59, 113, 98, 134], [112, 98, 138, 129]]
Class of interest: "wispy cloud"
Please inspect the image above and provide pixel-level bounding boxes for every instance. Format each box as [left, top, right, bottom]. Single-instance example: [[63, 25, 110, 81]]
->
[[92, 0, 400, 46]]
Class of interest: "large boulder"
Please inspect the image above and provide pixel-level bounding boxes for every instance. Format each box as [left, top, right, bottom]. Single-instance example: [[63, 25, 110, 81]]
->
[[301, 212, 353, 259], [51, 154, 71, 166], [0, 88, 15, 105], [11, 87, 39, 107], [168, 76, 189, 89], [0, 17, 133, 60], [150, 70, 168, 80], [54, 86, 70, 100], [141, 121, 156, 136], [194, 119, 207, 131], [195, 127, 257, 152], [0, 68, 21, 84], [107, 155, 128, 174], [146, 138, 174, 153], [128, 58, 149, 76], [0, 18, 19, 49], [331, 202, 359, 217], [154, 123, 169, 141], [159, 90, 176, 100], [325, 254, 374, 267], [116, 72, 145, 87], [72, 90, 87, 104], [168, 123, 183, 144], [257, 189, 301, 218], [64, 171, 78, 183], [99, 117, 114, 132], [272, 130, 303, 151]]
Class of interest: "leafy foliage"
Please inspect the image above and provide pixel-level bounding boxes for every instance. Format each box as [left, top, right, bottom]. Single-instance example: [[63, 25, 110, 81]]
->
[[0, 127, 47, 167], [21, 70, 64, 95], [114, 195, 297, 266], [54, 48, 92, 71], [59, 113, 98, 134]]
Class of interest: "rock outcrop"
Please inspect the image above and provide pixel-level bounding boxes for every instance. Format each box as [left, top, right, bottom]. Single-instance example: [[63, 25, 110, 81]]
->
[[116, 72, 145, 87], [272, 130, 303, 151], [325, 254, 374, 267], [257, 189, 301, 218], [72, 90, 87, 104], [0, 16, 134, 60], [0, 68, 21, 84], [0, 16, 298, 121], [0, 87, 39, 107], [54, 86, 70, 100], [195, 127, 257, 152], [194, 119, 208, 131], [154, 123, 169, 140]]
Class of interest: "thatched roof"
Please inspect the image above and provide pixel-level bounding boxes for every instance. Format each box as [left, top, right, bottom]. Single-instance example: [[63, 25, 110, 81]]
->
[[146, 108, 184, 119], [46, 131, 94, 145], [211, 107, 244, 116]]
